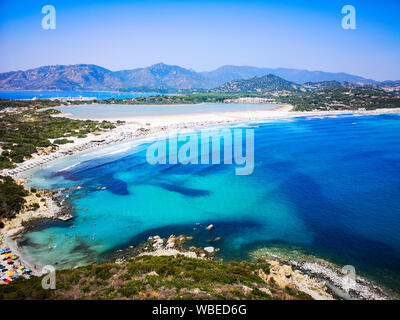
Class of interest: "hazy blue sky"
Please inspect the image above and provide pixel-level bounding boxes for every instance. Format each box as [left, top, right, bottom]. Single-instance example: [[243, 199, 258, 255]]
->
[[0, 0, 399, 80]]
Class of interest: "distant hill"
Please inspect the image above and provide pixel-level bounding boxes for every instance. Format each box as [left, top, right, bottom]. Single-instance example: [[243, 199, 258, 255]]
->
[[259, 67, 378, 85], [200, 65, 269, 87], [0, 63, 394, 91], [377, 80, 400, 93], [0, 64, 122, 91], [114, 63, 209, 90], [201, 65, 379, 86], [0, 63, 208, 91], [301, 80, 360, 90], [212, 76, 393, 94], [214, 74, 302, 93]]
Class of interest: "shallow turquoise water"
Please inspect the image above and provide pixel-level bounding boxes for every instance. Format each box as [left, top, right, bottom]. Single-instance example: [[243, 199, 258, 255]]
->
[[20, 114, 400, 293]]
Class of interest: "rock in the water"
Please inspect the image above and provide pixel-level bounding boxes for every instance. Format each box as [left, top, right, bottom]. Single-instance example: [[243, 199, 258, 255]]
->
[[204, 246, 215, 253]]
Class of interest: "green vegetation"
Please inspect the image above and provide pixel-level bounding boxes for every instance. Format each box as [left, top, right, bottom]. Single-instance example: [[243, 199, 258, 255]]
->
[[278, 88, 400, 111], [214, 74, 301, 93], [0, 176, 28, 222], [65, 88, 400, 112], [0, 255, 313, 300], [0, 108, 116, 169], [0, 99, 62, 111], [53, 138, 74, 145], [96, 93, 261, 105]]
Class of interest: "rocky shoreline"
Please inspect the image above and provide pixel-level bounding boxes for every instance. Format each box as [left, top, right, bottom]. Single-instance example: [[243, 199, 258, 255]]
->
[[292, 260, 393, 300], [105, 234, 220, 264], [0, 181, 74, 276], [104, 233, 397, 300], [104, 234, 335, 300], [249, 248, 395, 300], [0, 183, 72, 239]]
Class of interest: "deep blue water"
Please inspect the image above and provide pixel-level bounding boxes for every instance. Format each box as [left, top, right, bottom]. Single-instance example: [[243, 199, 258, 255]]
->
[[0, 90, 158, 100], [19, 114, 400, 293]]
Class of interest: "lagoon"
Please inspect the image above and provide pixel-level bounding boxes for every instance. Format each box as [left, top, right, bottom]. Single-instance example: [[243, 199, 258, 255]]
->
[[53, 103, 278, 120]]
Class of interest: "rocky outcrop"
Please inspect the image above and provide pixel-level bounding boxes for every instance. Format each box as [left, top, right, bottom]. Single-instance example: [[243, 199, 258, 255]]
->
[[141, 235, 197, 259], [293, 260, 392, 300], [261, 260, 334, 300], [107, 235, 219, 263], [0, 186, 70, 237]]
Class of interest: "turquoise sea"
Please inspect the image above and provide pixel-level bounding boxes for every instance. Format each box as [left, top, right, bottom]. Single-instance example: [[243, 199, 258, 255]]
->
[[19, 114, 400, 294]]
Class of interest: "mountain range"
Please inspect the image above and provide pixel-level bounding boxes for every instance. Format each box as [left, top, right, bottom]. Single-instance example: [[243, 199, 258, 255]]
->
[[213, 75, 377, 94], [0, 63, 397, 92]]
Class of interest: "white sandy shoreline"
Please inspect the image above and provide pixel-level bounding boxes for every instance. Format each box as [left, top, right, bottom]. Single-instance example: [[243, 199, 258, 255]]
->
[[1, 234, 45, 276]]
